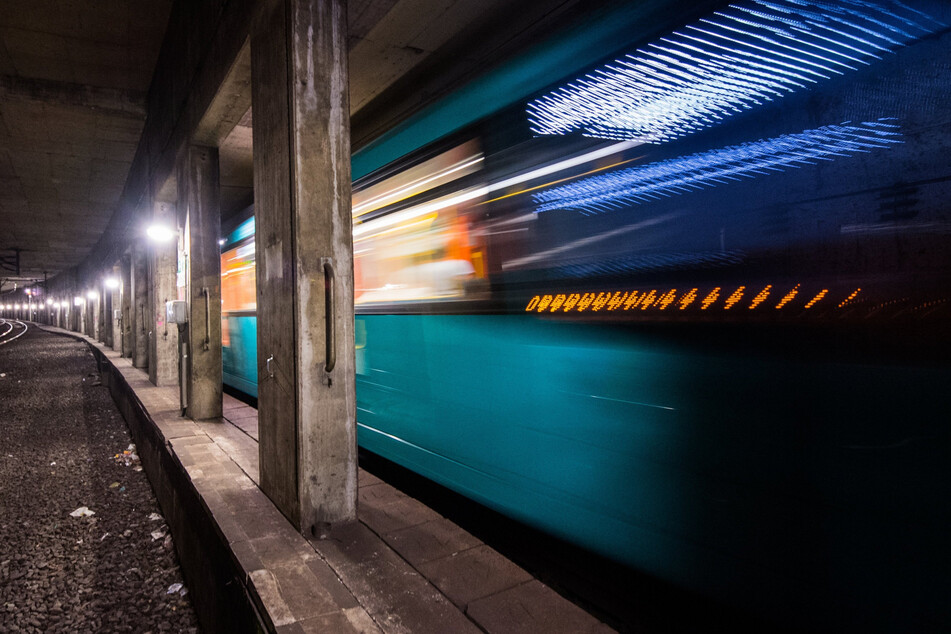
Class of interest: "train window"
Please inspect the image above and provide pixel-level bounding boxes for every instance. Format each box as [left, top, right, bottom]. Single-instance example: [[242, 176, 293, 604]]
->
[[221, 241, 257, 312], [354, 140, 490, 306]]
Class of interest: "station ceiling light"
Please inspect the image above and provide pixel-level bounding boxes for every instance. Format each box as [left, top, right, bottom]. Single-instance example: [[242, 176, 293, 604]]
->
[[147, 223, 178, 243]]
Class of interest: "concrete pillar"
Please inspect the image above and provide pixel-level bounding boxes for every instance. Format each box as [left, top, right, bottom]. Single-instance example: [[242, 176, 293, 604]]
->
[[109, 265, 121, 351], [85, 292, 94, 337], [148, 201, 180, 387], [131, 240, 149, 369], [178, 146, 222, 419], [103, 281, 113, 347], [97, 285, 106, 343], [71, 282, 81, 333], [251, 0, 356, 533], [120, 254, 133, 357]]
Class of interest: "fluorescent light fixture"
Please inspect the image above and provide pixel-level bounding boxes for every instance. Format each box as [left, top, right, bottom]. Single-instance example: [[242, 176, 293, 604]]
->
[[46, 298, 53, 305], [527, 0, 942, 142], [74, 297, 84, 306], [533, 119, 901, 214], [104, 277, 120, 289], [87, 290, 99, 300], [53, 302, 61, 309], [147, 224, 178, 243]]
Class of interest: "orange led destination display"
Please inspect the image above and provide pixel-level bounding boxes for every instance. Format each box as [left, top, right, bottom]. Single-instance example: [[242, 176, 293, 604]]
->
[[525, 285, 857, 315]]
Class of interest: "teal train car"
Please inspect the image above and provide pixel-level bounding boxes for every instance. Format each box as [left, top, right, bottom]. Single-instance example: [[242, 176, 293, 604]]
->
[[223, 1, 951, 630]]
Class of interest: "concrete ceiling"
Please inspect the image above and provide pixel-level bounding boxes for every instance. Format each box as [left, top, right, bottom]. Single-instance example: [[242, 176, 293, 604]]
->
[[0, 0, 605, 292]]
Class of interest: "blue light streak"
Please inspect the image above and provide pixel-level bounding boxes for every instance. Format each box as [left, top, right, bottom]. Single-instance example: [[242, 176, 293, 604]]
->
[[526, 1, 941, 142], [532, 119, 902, 214]]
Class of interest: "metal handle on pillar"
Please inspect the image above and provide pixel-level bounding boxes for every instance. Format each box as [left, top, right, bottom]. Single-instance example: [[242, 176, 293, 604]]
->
[[323, 259, 335, 373], [202, 287, 211, 351]]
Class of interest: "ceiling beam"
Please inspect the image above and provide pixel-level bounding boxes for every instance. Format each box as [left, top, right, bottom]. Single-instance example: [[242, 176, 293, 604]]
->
[[0, 75, 147, 120]]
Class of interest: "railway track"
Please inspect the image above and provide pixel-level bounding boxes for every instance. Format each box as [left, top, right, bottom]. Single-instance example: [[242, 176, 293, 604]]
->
[[0, 319, 28, 346]]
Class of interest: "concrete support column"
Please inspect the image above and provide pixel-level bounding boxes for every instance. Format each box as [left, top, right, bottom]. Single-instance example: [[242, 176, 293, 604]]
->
[[108, 266, 121, 350], [90, 294, 97, 339], [103, 279, 114, 347], [148, 201, 180, 387], [131, 240, 149, 369], [251, 0, 356, 532], [72, 286, 81, 333], [97, 286, 106, 343], [120, 254, 133, 357], [179, 146, 222, 419], [85, 291, 94, 338]]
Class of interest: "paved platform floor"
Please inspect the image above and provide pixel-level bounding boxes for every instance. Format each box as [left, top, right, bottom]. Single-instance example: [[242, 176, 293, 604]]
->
[[41, 325, 613, 634]]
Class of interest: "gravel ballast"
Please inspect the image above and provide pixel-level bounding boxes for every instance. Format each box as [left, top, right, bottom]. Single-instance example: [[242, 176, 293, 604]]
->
[[0, 326, 200, 633]]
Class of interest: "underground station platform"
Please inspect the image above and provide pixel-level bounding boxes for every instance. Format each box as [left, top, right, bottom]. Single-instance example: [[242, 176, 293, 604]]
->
[[40, 324, 614, 634]]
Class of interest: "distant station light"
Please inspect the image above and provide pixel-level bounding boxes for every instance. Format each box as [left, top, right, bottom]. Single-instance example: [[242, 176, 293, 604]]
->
[[104, 277, 120, 290], [74, 297, 84, 306], [526, 0, 943, 142], [87, 290, 99, 300]]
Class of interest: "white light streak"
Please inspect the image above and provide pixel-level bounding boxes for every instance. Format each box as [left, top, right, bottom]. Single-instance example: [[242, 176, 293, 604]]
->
[[527, 0, 941, 142]]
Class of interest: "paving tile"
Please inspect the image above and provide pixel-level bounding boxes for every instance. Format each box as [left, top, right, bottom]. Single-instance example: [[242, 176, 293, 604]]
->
[[417, 544, 533, 610], [299, 549, 363, 611], [249, 568, 296, 628], [358, 468, 382, 487], [467, 579, 615, 634], [358, 480, 405, 502], [231, 538, 264, 573], [289, 607, 382, 634], [167, 434, 214, 447], [269, 558, 352, 620], [225, 409, 259, 422], [381, 517, 482, 567], [359, 488, 442, 535], [314, 522, 481, 634]]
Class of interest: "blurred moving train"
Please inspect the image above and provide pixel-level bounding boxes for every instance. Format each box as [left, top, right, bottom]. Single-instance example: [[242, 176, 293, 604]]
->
[[223, 1, 951, 630]]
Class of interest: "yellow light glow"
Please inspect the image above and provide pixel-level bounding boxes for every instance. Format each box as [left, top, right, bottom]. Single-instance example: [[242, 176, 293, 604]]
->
[[775, 284, 800, 309], [701, 288, 721, 310], [749, 285, 771, 309], [639, 290, 657, 310], [679, 288, 698, 310], [657, 289, 677, 310], [577, 293, 595, 311], [724, 287, 745, 309], [607, 292, 627, 311], [524, 283, 869, 317], [804, 290, 828, 309], [838, 288, 861, 308]]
